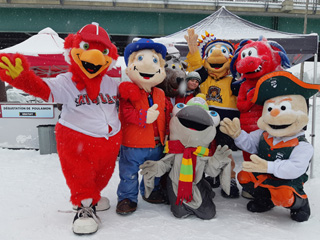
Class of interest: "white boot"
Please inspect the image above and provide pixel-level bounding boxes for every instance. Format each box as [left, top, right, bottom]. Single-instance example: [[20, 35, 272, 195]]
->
[[73, 196, 110, 211], [72, 198, 100, 235]]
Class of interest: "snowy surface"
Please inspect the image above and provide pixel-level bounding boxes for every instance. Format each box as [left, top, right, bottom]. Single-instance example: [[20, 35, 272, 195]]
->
[[0, 102, 319, 240]]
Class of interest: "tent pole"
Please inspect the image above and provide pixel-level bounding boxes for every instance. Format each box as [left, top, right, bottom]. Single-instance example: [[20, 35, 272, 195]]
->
[[310, 53, 317, 179]]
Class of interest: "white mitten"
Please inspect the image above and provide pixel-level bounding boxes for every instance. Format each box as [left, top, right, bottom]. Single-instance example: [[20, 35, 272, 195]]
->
[[219, 117, 241, 139], [139, 160, 159, 198], [146, 104, 159, 124], [210, 145, 232, 195]]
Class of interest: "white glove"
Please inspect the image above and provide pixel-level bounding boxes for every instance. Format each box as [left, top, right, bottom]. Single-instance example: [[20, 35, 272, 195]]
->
[[146, 104, 159, 124], [210, 145, 232, 196], [211, 145, 232, 169], [139, 160, 159, 198], [219, 117, 241, 139], [242, 154, 268, 173]]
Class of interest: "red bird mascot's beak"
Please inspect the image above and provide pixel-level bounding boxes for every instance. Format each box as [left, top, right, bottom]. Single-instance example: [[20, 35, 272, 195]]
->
[[65, 23, 118, 100]]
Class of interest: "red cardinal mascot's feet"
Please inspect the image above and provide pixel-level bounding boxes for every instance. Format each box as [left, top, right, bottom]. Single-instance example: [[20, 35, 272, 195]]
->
[[0, 23, 122, 235]]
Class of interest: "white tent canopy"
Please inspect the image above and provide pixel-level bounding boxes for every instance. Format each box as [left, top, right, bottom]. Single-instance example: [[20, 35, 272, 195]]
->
[[0, 27, 65, 56], [155, 6, 319, 66]]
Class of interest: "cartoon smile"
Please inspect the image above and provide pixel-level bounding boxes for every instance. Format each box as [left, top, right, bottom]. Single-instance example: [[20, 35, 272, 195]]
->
[[176, 106, 213, 131], [268, 123, 292, 130], [209, 63, 224, 69], [81, 61, 102, 74], [246, 65, 262, 74], [134, 66, 160, 79]]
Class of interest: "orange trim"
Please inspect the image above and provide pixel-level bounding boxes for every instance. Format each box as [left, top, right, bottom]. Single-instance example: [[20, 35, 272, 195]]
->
[[263, 132, 299, 149], [238, 170, 307, 207], [252, 71, 320, 103]]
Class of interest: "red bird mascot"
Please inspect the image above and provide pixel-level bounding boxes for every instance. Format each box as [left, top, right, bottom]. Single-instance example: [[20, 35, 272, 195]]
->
[[0, 23, 121, 235]]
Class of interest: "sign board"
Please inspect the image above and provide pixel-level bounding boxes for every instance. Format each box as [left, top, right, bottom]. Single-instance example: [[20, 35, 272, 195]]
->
[[0, 104, 55, 119]]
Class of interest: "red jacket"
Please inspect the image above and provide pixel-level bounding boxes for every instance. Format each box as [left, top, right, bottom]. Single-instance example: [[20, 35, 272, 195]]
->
[[237, 79, 263, 133], [119, 82, 169, 148]]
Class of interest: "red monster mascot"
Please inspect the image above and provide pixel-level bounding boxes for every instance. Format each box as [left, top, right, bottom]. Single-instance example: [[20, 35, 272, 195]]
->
[[230, 36, 290, 198], [0, 23, 121, 235]]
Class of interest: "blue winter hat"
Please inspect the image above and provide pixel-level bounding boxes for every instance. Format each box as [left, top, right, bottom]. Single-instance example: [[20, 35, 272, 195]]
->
[[124, 38, 167, 66]]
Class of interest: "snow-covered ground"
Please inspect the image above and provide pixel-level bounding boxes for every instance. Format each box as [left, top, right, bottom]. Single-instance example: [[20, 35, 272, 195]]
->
[[0, 101, 319, 240]]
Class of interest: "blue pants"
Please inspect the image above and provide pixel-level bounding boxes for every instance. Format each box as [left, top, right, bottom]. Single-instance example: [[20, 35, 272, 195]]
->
[[117, 145, 164, 203]]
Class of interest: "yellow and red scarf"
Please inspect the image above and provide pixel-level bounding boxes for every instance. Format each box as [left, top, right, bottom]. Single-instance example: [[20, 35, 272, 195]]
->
[[164, 140, 210, 205]]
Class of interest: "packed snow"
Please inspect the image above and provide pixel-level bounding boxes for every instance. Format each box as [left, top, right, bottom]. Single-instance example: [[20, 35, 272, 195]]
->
[[0, 101, 319, 240]]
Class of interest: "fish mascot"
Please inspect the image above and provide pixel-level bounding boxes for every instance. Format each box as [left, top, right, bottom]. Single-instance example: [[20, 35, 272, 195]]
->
[[0, 23, 121, 235], [140, 96, 232, 219], [220, 71, 320, 222]]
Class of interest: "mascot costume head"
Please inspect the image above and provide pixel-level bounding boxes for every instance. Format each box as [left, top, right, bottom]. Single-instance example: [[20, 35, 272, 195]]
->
[[64, 22, 118, 100], [197, 31, 234, 80], [230, 36, 290, 82]]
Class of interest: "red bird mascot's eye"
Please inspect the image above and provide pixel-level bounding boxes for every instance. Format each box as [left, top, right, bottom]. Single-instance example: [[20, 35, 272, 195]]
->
[[229, 36, 290, 165], [0, 23, 121, 235]]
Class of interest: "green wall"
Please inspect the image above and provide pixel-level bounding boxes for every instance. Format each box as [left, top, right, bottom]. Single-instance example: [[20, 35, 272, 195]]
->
[[0, 7, 318, 36]]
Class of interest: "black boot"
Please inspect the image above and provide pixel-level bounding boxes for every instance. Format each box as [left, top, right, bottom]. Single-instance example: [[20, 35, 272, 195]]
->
[[290, 198, 311, 222], [247, 198, 275, 213], [221, 178, 240, 198], [205, 175, 220, 188], [142, 189, 167, 204]]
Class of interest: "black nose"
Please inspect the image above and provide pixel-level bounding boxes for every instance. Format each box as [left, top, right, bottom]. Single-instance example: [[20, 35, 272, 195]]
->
[[176, 77, 183, 85]]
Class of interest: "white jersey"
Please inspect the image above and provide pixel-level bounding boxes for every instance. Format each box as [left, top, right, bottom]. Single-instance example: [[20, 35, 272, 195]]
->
[[44, 72, 121, 139]]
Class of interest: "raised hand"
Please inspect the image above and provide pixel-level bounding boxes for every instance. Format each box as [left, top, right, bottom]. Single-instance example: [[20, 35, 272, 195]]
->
[[146, 104, 159, 123], [242, 154, 268, 173], [219, 117, 241, 139], [212, 145, 232, 168], [184, 28, 199, 55], [0, 56, 24, 80]]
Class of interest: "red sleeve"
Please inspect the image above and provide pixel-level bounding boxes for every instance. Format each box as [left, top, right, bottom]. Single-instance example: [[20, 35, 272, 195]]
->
[[165, 97, 173, 135], [236, 82, 255, 113], [120, 98, 147, 128]]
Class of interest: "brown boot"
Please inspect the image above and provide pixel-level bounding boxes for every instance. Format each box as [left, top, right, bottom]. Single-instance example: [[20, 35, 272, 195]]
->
[[116, 199, 137, 215]]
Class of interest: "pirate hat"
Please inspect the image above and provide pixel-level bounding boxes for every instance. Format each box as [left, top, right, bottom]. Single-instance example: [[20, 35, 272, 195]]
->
[[252, 71, 320, 105]]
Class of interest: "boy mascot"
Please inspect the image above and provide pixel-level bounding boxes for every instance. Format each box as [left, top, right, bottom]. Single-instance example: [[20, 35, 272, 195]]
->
[[0, 23, 121, 235], [116, 39, 170, 215], [220, 71, 320, 222], [184, 28, 240, 198], [140, 96, 232, 219]]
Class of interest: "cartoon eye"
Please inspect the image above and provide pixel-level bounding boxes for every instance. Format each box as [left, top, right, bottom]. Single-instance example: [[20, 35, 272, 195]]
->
[[171, 64, 176, 69], [240, 47, 258, 59], [153, 57, 158, 64], [207, 110, 220, 127], [172, 103, 186, 116], [102, 49, 109, 55], [280, 101, 292, 111], [80, 41, 90, 50], [209, 111, 218, 117], [266, 102, 275, 112], [138, 55, 143, 61], [220, 46, 230, 58], [177, 103, 185, 109]]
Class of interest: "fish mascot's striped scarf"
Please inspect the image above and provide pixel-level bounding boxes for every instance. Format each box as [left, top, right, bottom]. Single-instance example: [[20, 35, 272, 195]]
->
[[164, 140, 210, 205]]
